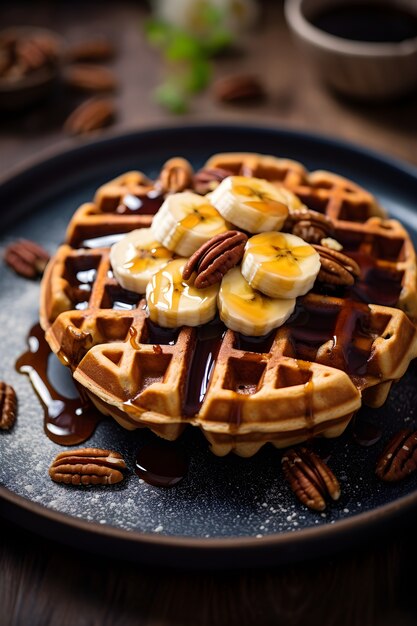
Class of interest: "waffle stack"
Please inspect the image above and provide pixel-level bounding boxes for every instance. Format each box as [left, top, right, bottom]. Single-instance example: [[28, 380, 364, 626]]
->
[[40, 153, 417, 457]]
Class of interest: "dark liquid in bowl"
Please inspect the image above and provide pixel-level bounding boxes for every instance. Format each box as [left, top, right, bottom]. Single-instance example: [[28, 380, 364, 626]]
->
[[310, 3, 417, 43]]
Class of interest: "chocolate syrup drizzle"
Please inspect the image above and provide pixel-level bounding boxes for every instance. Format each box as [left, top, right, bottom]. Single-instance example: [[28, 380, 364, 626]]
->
[[135, 443, 188, 487], [183, 320, 225, 417], [15, 324, 102, 445], [117, 189, 163, 216], [352, 417, 382, 447]]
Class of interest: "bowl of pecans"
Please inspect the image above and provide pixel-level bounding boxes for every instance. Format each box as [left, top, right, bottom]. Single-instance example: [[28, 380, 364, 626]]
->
[[0, 26, 64, 110]]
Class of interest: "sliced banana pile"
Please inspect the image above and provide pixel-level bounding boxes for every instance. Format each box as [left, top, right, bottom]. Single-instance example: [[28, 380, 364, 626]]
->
[[241, 232, 321, 299], [110, 228, 174, 293], [218, 267, 296, 336], [208, 176, 291, 233], [151, 191, 229, 257], [109, 175, 323, 335], [146, 258, 219, 328]]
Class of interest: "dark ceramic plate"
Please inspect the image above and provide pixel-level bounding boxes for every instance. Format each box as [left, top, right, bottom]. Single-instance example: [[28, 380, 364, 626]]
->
[[1, 125, 417, 569]]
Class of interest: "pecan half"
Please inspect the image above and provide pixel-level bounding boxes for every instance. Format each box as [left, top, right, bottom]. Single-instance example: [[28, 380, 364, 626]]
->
[[67, 38, 115, 62], [283, 209, 334, 244], [49, 448, 127, 486], [64, 97, 116, 135], [313, 244, 360, 287], [16, 38, 50, 72], [63, 63, 117, 92], [281, 446, 341, 511], [4, 239, 49, 278], [182, 230, 248, 289], [1, 32, 59, 79], [376, 429, 417, 482], [157, 157, 193, 194], [213, 74, 265, 103], [193, 167, 234, 195], [0, 382, 17, 430]]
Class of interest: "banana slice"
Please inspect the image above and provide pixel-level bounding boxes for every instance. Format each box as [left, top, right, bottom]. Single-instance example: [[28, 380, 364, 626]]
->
[[110, 228, 174, 294], [208, 176, 291, 233], [242, 232, 321, 299], [150, 191, 228, 257], [146, 258, 219, 327], [218, 267, 296, 336]]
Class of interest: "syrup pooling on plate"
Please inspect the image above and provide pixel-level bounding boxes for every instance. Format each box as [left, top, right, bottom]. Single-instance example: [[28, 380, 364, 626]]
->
[[135, 442, 188, 487], [15, 324, 102, 445]]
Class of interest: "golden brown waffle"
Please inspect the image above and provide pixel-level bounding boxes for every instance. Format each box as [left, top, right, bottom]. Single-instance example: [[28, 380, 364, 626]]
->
[[205, 152, 386, 221], [40, 155, 417, 456]]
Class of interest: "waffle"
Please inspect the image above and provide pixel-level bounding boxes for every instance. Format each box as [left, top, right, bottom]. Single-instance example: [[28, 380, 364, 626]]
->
[[39, 154, 417, 457]]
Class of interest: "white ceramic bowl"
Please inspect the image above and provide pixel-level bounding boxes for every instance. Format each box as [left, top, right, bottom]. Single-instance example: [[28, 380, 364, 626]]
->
[[284, 0, 417, 100]]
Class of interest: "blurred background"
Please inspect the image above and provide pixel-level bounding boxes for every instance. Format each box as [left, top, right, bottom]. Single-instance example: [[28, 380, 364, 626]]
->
[[1, 0, 416, 176]]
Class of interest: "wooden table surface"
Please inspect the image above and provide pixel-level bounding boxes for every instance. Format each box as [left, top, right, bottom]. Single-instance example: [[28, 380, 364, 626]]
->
[[1, 2, 417, 625]]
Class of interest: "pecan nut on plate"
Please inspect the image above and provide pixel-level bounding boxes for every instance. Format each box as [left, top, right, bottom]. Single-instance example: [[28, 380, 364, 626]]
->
[[156, 157, 194, 194], [376, 429, 417, 482], [313, 244, 361, 287], [49, 448, 127, 486], [283, 208, 335, 244], [193, 167, 234, 195], [282, 446, 341, 511], [0, 382, 17, 430], [4, 239, 49, 278], [182, 230, 248, 289]]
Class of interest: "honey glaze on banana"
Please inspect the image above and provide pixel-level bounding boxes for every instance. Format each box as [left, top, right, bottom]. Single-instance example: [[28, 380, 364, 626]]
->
[[247, 232, 317, 289], [16, 324, 102, 445], [232, 179, 289, 217], [147, 259, 218, 327], [122, 240, 172, 274], [170, 203, 225, 250]]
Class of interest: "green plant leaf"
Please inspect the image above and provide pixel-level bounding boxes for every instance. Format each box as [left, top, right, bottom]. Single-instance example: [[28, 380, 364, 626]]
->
[[202, 29, 233, 55], [165, 32, 202, 62], [154, 82, 188, 114], [144, 4, 234, 115], [186, 58, 211, 92], [144, 18, 171, 47]]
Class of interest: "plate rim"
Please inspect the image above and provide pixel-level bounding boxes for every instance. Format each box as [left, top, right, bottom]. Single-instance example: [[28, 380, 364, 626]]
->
[[1, 122, 417, 566], [1, 121, 417, 191]]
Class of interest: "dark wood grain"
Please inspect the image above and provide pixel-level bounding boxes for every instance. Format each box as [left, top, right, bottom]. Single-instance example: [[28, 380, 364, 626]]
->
[[1, 515, 415, 626], [1, 2, 417, 625]]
